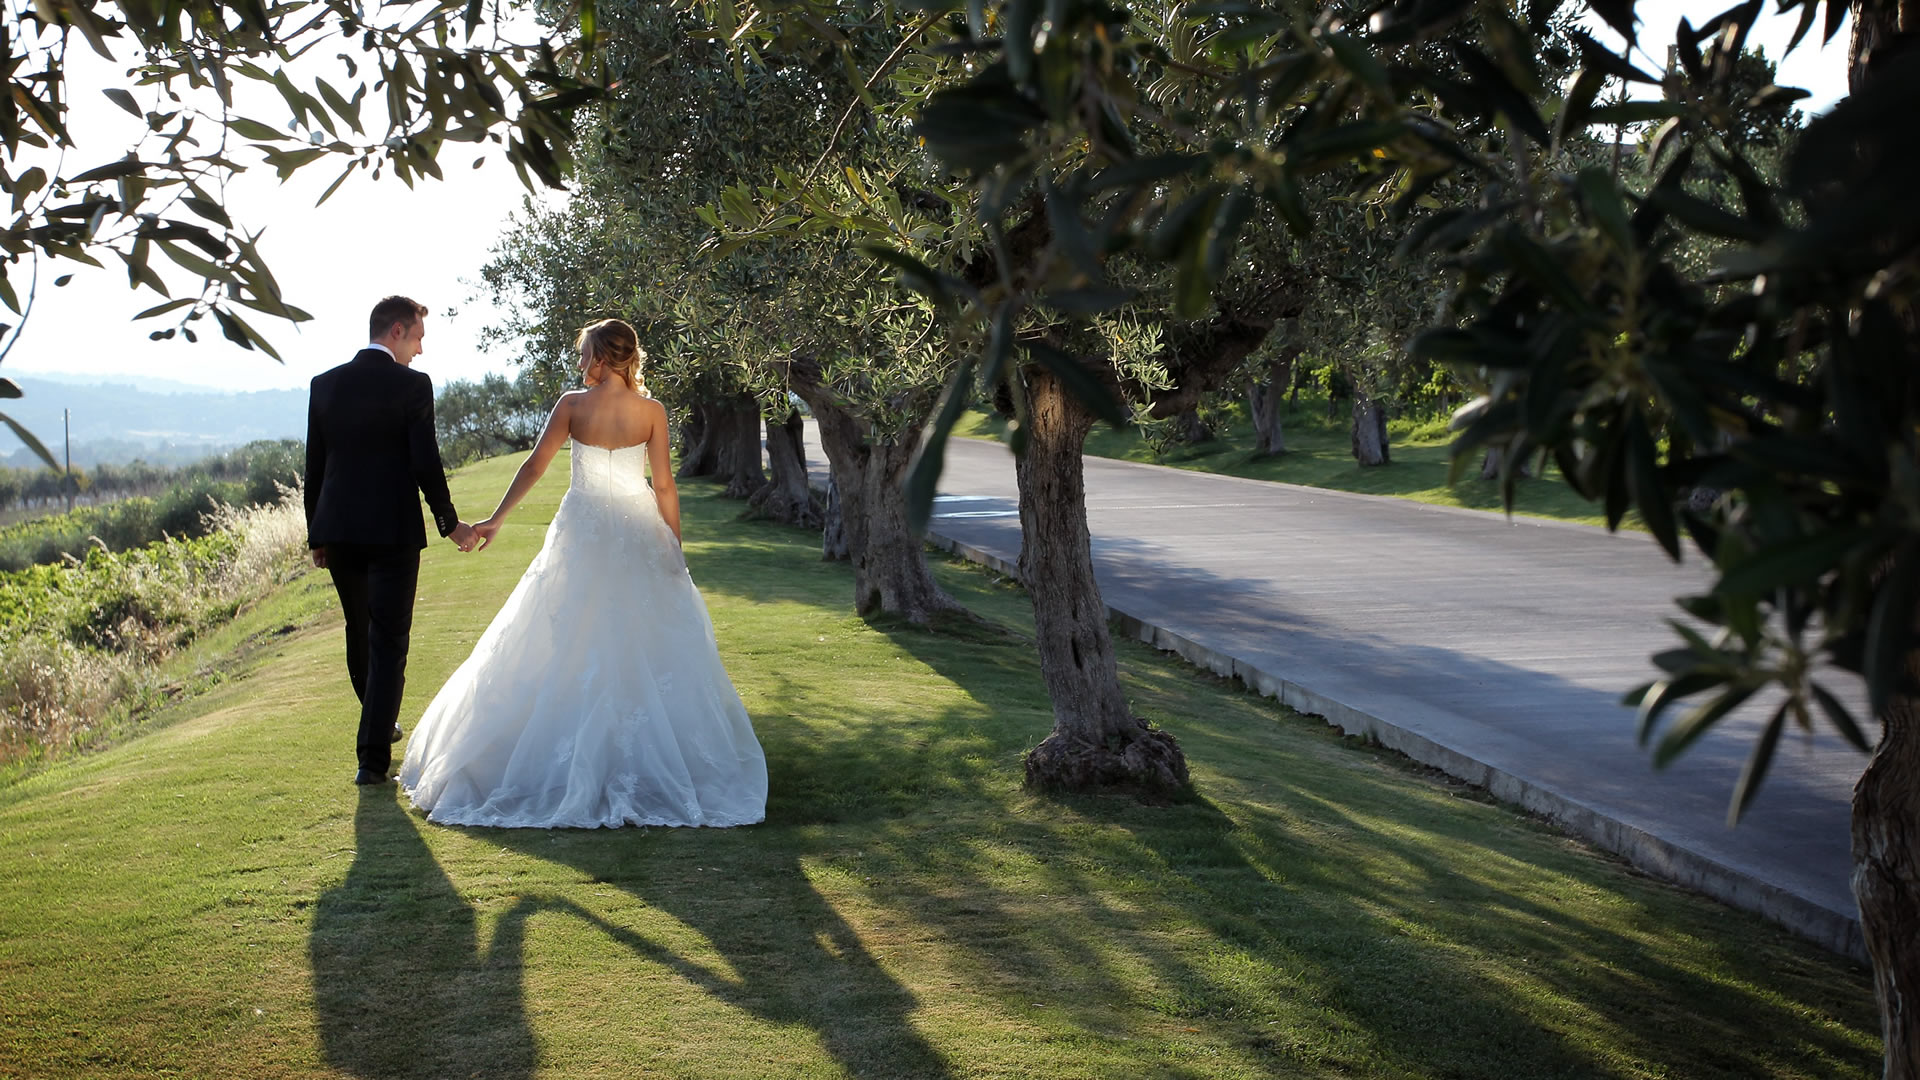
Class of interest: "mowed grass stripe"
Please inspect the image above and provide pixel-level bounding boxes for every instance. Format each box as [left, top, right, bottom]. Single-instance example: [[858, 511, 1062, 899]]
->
[[0, 448, 1876, 1079]]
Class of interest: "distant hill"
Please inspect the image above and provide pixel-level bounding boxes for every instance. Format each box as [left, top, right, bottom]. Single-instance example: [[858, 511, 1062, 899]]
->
[[2, 368, 258, 395], [0, 376, 306, 467]]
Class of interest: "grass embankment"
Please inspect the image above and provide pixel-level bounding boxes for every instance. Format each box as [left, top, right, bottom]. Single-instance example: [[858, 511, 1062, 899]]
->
[[0, 495, 323, 781], [955, 398, 1619, 528], [0, 448, 1873, 1079]]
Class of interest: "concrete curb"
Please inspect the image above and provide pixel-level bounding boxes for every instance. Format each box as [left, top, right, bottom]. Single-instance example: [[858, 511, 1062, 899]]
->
[[919, 527, 1867, 961]]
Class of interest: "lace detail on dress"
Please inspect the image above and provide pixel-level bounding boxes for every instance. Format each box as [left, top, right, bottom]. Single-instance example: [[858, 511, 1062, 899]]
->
[[559, 440, 691, 581], [396, 440, 767, 829]]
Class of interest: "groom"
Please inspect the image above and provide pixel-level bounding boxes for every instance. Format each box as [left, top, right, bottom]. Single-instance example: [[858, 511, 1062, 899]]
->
[[305, 296, 477, 786]]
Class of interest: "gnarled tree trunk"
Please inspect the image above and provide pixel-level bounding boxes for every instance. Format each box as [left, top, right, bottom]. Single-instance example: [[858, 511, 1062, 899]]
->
[[1248, 335, 1299, 457], [711, 394, 766, 499], [748, 410, 821, 527], [1018, 368, 1188, 794], [1851, 23, 1920, 1064], [789, 371, 961, 624], [1856, 664, 1920, 1080], [821, 478, 848, 561], [813, 408, 869, 569], [1248, 347, 1299, 458], [675, 399, 719, 480], [1172, 406, 1214, 444], [855, 435, 961, 622], [1479, 445, 1531, 481], [1248, 380, 1284, 456], [1849, 0, 1913, 92], [1843, 26, 1919, 1073], [1351, 396, 1390, 467]]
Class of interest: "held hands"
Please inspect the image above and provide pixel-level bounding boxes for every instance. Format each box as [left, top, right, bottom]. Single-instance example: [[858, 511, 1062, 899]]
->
[[450, 521, 479, 552], [472, 517, 502, 551]]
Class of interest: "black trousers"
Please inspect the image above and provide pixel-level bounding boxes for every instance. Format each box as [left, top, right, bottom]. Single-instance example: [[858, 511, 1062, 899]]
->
[[324, 543, 420, 775]]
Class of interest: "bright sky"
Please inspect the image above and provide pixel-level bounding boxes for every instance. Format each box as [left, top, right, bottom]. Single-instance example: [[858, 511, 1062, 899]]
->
[[0, 2, 1855, 396], [2, 31, 566, 395], [1584, 0, 1853, 107]]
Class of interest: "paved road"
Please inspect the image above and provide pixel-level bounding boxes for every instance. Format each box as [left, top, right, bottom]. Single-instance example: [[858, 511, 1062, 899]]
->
[[804, 428, 1867, 955]]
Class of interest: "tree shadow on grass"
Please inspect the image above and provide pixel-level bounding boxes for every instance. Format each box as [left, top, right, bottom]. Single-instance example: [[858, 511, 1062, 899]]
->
[[863, 618, 1880, 1079], [467, 633, 967, 1079], [1221, 792, 1874, 1071], [309, 789, 537, 1080], [309, 710, 964, 1080], [430, 497, 1870, 1077], [488, 825, 957, 1080]]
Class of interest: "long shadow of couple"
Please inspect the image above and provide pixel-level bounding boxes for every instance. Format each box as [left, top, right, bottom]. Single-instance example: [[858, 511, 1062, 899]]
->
[[310, 791, 952, 1079]]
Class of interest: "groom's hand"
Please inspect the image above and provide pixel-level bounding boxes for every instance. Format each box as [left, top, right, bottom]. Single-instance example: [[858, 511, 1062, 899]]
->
[[310, 546, 328, 569], [450, 522, 478, 552]]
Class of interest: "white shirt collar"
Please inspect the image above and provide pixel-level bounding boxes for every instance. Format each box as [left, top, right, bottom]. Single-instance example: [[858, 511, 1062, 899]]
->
[[366, 342, 395, 360]]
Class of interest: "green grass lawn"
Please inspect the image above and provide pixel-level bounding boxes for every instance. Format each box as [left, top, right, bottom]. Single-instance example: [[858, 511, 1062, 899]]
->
[[0, 448, 1872, 1078], [954, 398, 1623, 529]]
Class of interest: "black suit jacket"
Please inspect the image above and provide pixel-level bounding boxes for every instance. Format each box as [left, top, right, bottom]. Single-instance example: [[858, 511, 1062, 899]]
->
[[304, 349, 458, 550]]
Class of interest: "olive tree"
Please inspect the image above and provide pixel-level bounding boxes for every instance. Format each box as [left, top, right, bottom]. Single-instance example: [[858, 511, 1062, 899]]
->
[[759, 0, 1919, 1069], [699, 2, 1317, 792]]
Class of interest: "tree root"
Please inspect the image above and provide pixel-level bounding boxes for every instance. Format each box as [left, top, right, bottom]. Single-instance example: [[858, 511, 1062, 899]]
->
[[1023, 720, 1190, 796]]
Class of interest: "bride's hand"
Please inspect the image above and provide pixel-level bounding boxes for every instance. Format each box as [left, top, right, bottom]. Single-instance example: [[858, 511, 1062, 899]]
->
[[473, 518, 502, 551]]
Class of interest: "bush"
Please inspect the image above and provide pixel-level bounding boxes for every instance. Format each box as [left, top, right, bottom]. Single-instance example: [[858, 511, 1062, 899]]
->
[[0, 486, 310, 766], [0, 439, 304, 572], [0, 633, 124, 758], [0, 439, 305, 519], [1388, 413, 1453, 444], [240, 441, 304, 506], [0, 475, 249, 572], [58, 532, 240, 650], [153, 474, 244, 538]]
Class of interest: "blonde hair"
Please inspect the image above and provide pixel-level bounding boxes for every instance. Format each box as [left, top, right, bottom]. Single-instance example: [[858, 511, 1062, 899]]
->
[[576, 318, 647, 393]]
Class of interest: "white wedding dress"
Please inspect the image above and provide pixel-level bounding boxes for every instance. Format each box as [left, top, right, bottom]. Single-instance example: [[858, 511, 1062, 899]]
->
[[398, 439, 768, 828]]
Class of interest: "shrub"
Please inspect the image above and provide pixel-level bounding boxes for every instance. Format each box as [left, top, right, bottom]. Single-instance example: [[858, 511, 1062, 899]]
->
[[0, 439, 305, 572], [0, 484, 310, 767], [0, 633, 124, 758], [241, 442, 304, 506], [153, 475, 244, 539], [0, 476, 248, 572]]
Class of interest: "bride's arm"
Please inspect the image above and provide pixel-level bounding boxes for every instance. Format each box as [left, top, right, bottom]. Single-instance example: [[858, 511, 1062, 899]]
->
[[473, 395, 574, 549], [646, 399, 681, 543]]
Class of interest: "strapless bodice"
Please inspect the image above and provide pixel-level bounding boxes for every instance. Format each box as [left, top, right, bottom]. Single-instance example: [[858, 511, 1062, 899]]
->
[[568, 439, 653, 500]]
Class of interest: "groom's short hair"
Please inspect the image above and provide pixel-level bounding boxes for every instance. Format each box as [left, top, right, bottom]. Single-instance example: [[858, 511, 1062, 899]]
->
[[369, 295, 429, 341]]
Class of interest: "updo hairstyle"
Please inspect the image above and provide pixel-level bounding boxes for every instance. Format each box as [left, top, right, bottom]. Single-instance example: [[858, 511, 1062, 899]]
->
[[577, 318, 646, 393]]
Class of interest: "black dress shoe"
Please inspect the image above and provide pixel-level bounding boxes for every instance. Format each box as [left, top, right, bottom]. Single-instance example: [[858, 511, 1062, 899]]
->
[[353, 768, 393, 786], [390, 724, 404, 743]]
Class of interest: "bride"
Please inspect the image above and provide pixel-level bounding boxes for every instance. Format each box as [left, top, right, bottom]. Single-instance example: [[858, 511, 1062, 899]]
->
[[398, 318, 767, 829]]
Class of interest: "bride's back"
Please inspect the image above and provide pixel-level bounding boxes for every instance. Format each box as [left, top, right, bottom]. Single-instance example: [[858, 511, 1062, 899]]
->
[[567, 383, 661, 450]]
